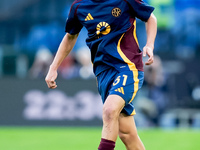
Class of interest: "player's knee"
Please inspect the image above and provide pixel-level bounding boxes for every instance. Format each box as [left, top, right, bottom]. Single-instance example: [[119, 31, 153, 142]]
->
[[102, 106, 119, 122]]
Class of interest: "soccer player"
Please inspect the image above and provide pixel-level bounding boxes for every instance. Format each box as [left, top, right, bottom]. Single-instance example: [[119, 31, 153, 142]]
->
[[45, 0, 157, 149]]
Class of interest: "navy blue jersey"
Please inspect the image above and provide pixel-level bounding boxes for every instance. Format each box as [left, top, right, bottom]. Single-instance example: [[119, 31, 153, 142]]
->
[[65, 0, 154, 76]]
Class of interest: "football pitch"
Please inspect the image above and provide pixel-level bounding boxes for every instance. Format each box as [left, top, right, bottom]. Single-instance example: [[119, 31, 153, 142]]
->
[[0, 127, 199, 150]]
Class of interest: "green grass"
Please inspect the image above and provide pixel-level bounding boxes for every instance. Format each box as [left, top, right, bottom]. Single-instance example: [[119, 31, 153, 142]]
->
[[0, 127, 199, 150]]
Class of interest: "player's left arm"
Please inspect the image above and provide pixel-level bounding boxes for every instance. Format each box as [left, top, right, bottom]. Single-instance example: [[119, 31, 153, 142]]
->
[[143, 13, 157, 65], [45, 33, 79, 89]]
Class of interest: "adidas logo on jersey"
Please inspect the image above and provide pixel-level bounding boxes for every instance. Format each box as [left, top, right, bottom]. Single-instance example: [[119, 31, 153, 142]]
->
[[85, 13, 94, 21], [115, 87, 124, 95]]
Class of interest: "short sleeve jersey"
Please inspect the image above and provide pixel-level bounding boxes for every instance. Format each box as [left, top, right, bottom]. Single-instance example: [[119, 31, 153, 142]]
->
[[65, 0, 154, 76]]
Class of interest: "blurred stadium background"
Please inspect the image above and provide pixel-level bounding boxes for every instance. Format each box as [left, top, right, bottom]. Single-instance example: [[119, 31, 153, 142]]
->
[[0, 0, 200, 149]]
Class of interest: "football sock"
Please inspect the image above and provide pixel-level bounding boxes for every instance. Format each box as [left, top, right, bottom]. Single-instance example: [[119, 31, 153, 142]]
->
[[98, 138, 115, 150]]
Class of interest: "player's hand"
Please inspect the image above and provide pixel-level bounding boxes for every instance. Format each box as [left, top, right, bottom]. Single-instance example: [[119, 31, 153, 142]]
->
[[45, 67, 58, 89], [143, 45, 154, 65]]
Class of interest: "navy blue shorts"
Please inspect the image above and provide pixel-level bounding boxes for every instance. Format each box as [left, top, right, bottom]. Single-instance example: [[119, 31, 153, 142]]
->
[[97, 68, 144, 116]]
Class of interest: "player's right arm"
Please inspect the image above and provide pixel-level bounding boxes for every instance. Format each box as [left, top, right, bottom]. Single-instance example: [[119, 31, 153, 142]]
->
[[45, 33, 79, 89]]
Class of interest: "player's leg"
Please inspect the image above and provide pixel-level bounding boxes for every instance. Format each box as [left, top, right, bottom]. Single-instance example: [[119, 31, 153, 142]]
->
[[102, 94, 125, 141], [118, 113, 145, 150], [98, 94, 125, 150]]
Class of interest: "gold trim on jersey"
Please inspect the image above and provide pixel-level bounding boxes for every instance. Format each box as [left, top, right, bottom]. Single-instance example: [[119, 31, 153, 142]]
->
[[117, 33, 139, 104], [133, 20, 139, 47]]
